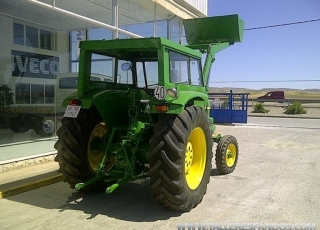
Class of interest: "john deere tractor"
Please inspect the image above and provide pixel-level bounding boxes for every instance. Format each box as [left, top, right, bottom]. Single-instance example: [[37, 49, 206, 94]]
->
[[54, 15, 244, 211]]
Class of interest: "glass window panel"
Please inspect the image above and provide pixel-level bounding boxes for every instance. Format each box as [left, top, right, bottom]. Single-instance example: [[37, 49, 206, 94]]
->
[[190, 57, 202, 86], [136, 61, 158, 88], [168, 17, 180, 43], [26, 26, 39, 48], [13, 23, 24, 45], [120, 22, 154, 38], [70, 30, 86, 61], [40, 29, 52, 50], [15, 83, 30, 104], [31, 84, 44, 104], [169, 51, 188, 83], [118, 60, 133, 84], [91, 54, 114, 82], [70, 31, 78, 61], [45, 84, 55, 103], [156, 20, 168, 38], [118, 0, 154, 29], [181, 28, 187, 45], [92, 53, 112, 60], [91, 60, 113, 76], [37, 0, 52, 4], [118, 32, 130, 39], [88, 28, 112, 40], [136, 62, 145, 87], [71, 42, 78, 61], [145, 62, 158, 86], [155, 3, 183, 42], [55, 0, 113, 25], [71, 62, 79, 72]]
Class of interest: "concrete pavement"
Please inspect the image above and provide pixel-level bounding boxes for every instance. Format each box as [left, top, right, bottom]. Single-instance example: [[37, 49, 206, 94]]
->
[[0, 123, 319, 229], [1, 116, 319, 200], [0, 161, 63, 198]]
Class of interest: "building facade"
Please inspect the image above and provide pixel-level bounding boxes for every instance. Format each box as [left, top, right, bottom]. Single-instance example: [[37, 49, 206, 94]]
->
[[0, 0, 207, 166]]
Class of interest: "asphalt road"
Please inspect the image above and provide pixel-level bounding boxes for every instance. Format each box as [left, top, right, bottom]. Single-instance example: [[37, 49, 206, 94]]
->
[[0, 120, 319, 230]]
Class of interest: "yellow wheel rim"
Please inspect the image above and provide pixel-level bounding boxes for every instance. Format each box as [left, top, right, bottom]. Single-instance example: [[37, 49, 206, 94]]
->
[[226, 143, 236, 167], [185, 127, 206, 190], [88, 122, 115, 172]]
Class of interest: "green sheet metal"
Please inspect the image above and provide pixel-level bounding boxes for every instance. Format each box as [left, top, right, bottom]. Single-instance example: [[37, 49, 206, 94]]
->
[[183, 14, 245, 45]]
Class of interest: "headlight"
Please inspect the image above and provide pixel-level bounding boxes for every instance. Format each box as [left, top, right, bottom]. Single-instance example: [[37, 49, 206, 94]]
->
[[167, 88, 178, 98]]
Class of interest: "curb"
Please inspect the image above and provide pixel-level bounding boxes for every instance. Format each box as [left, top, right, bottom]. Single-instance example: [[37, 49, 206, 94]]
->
[[248, 115, 319, 119], [0, 153, 57, 173], [215, 123, 236, 126], [0, 174, 65, 199]]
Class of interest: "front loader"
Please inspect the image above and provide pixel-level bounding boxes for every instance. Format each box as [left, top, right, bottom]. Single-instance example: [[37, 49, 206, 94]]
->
[[54, 14, 244, 211]]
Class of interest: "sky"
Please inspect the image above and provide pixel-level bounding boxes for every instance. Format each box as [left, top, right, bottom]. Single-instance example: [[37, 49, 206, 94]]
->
[[207, 0, 320, 90]]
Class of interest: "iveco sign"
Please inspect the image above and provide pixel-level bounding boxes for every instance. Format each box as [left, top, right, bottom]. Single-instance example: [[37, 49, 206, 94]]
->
[[11, 50, 59, 79]]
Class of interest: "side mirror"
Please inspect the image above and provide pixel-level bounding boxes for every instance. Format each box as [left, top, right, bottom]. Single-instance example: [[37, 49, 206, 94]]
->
[[121, 63, 131, 71]]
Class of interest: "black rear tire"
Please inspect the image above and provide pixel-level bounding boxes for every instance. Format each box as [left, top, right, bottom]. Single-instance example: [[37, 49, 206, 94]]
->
[[8, 117, 29, 133], [54, 108, 109, 190], [149, 106, 213, 211]]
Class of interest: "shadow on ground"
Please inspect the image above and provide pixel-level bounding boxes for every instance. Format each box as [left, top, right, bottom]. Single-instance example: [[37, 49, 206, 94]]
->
[[7, 178, 183, 222], [210, 168, 224, 177], [6, 169, 228, 222]]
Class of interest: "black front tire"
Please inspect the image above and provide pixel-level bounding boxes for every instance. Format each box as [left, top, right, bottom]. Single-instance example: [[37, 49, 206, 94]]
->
[[215, 135, 239, 175], [34, 120, 54, 137], [149, 106, 213, 211]]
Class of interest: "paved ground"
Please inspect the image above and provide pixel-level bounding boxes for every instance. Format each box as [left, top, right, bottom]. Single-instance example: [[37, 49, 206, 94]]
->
[[0, 161, 60, 190], [247, 116, 320, 129], [0, 122, 319, 230]]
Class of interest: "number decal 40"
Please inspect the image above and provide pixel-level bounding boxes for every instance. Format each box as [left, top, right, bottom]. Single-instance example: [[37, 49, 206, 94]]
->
[[154, 86, 166, 100]]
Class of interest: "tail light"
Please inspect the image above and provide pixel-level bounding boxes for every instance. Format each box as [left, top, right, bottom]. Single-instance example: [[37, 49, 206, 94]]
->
[[155, 104, 169, 112], [68, 99, 80, 106]]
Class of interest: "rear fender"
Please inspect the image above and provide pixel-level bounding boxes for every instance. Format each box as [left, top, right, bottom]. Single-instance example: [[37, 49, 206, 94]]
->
[[92, 91, 130, 128], [63, 90, 130, 129], [147, 91, 208, 114]]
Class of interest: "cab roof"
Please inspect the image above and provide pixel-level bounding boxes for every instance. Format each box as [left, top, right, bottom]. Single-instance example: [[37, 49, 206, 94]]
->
[[79, 37, 202, 60]]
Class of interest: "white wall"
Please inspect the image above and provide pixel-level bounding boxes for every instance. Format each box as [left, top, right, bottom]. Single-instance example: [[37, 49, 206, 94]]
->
[[183, 0, 207, 15]]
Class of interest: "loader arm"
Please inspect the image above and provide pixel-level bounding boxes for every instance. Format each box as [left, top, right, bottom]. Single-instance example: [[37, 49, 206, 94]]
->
[[187, 42, 233, 88], [183, 14, 244, 89]]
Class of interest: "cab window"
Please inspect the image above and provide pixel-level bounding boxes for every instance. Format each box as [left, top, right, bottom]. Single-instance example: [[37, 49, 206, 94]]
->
[[169, 51, 202, 86]]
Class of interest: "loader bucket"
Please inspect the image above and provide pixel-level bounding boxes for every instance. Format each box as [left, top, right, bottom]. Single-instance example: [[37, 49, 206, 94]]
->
[[183, 14, 244, 45]]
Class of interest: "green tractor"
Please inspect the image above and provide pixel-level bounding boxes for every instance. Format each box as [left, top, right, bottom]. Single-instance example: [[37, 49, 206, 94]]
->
[[54, 14, 244, 211]]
